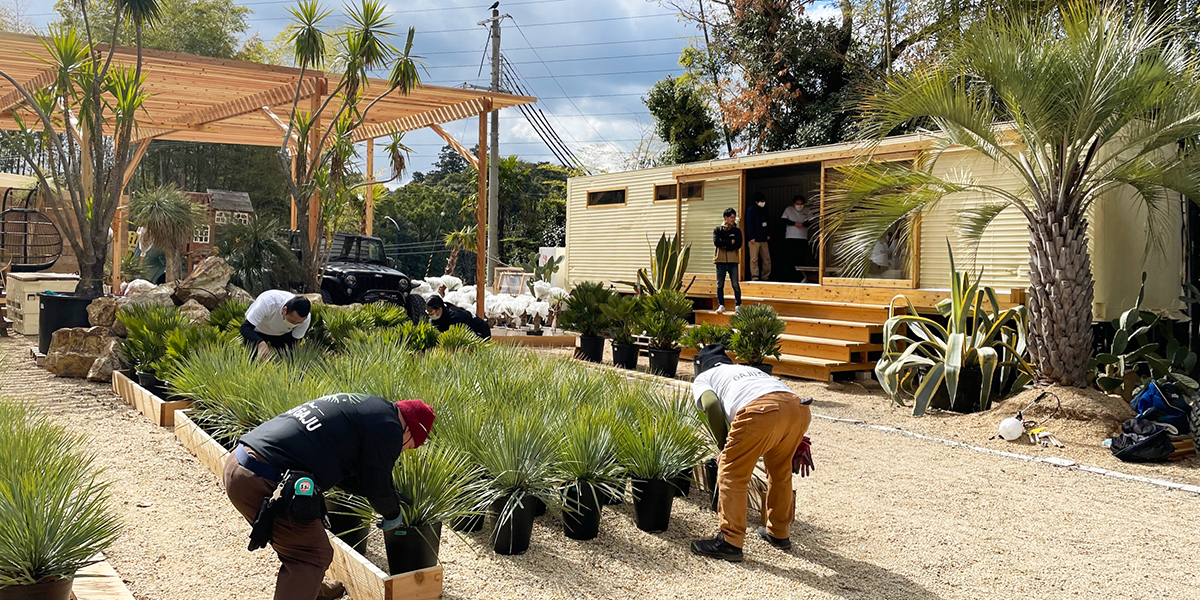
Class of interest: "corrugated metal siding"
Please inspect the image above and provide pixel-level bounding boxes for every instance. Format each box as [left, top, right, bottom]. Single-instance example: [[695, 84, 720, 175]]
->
[[681, 179, 739, 274]]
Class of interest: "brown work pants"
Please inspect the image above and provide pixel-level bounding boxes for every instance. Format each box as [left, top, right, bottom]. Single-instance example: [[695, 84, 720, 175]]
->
[[717, 391, 812, 547], [222, 453, 333, 600], [748, 240, 771, 280]]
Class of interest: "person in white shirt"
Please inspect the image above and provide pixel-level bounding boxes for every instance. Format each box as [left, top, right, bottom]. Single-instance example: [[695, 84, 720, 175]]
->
[[780, 194, 813, 282], [689, 344, 813, 562], [240, 290, 312, 360]]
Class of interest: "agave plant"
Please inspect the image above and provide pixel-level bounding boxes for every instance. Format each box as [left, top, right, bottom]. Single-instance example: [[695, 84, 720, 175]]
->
[[617, 234, 695, 295], [727, 304, 785, 365], [875, 246, 1032, 416]]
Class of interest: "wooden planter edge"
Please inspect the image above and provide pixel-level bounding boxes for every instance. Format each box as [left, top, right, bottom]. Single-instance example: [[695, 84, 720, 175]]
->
[[111, 371, 191, 427]]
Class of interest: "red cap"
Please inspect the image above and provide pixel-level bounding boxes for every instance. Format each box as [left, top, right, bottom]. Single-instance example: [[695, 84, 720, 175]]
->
[[395, 400, 435, 448]]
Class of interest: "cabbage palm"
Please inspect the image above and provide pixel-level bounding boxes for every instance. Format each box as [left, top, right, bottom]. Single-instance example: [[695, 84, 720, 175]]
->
[[443, 225, 477, 276], [825, 3, 1200, 386], [128, 185, 208, 282]]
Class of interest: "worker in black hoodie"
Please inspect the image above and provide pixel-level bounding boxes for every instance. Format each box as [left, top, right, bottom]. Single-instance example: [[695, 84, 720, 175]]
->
[[425, 294, 492, 339], [712, 207, 743, 313]]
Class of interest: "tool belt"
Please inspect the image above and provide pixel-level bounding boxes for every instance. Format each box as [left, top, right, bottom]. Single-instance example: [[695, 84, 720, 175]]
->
[[242, 450, 326, 551]]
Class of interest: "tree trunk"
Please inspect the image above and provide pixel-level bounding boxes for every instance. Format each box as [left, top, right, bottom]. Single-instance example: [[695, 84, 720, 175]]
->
[[445, 247, 460, 275], [1026, 212, 1094, 386], [76, 245, 106, 299]]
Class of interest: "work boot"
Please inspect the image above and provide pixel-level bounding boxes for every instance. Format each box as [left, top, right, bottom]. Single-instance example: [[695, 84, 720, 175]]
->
[[690, 533, 743, 562], [757, 526, 792, 551], [317, 580, 346, 600]]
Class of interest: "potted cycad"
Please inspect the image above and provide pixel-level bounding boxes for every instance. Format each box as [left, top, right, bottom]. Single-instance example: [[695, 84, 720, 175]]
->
[[638, 290, 693, 377], [117, 304, 190, 397], [559, 281, 614, 362], [728, 304, 786, 374], [615, 396, 708, 533], [680, 322, 733, 375], [556, 407, 622, 540], [601, 294, 644, 370]]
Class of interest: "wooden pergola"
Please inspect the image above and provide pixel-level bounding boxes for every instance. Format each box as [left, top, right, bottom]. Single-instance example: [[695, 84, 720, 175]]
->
[[0, 31, 535, 315]]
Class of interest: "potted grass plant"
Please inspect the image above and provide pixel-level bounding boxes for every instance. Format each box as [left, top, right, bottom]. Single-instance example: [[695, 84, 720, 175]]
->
[[615, 394, 708, 533], [559, 281, 614, 363], [638, 290, 693, 378], [324, 491, 372, 554], [727, 304, 786, 374], [680, 322, 733, 375], [601, 294, 644, 370], [0, 401, 121, 600], [555, 407, 622, 540]]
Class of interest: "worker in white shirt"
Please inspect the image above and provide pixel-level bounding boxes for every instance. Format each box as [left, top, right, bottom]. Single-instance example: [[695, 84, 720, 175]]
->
[[780, 194, 813, 282], [240, 290, 312, 360]]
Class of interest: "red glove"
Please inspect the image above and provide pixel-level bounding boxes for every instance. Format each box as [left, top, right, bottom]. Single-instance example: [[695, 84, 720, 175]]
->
[[792, 436, 814, 477]]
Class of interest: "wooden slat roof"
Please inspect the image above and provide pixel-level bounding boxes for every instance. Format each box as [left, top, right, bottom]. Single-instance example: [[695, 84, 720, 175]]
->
[[0, 31, 535, 147]]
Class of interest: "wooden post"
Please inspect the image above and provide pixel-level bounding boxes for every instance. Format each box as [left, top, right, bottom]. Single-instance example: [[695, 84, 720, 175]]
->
[[476, 101, 490, 318], [290, 153, 298, 230], [307, 92, 321, 247], [364, 138, 374, 235], [737, 170, 745, 281], [675, 183, 682, 241], [111, 139, 153, 290]]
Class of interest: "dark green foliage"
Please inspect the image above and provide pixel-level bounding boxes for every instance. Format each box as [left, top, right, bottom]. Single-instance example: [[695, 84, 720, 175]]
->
[[680, 322, 733, 350], [214, 216, 302, 296], [727, 304, 786, 365], [438, 324, 484, 352], [207, 299, 249, 332], [117, 304, 190, 372], [639, 290, 692, 350], [559, 282, 615, 338], [645, 75, 720, 165], [600, 294, 644, 346]]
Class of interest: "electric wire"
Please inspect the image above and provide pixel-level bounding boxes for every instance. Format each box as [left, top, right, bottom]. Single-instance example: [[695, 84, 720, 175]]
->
[[499, 55, 586, 172]]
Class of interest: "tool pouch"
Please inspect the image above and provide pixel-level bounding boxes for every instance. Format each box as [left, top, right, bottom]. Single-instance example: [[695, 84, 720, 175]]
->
[[280, 469, 326, 524]]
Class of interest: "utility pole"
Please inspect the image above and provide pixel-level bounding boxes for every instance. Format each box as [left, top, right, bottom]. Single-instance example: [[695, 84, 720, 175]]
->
[[479, 5, 509, 285]]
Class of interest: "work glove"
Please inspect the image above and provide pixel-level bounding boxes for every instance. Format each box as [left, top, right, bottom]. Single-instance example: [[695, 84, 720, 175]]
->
[[792, 436, 814, 477], [377, 513, 407, 531]]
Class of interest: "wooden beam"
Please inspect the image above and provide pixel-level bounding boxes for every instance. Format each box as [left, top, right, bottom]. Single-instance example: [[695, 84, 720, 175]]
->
[[174, 78, 322, 126], [428, 123, 478, 170], [260, 107, 299, 149], [112, 139, 154, 290], [0, 69, 55, 114], [476, 102, 489, 318], [122, 139, 153, 191], [364, 138, 374, 235], [352, 97, 486, 143], [307, 92, 321, 247], [133, 123, 220, 143]]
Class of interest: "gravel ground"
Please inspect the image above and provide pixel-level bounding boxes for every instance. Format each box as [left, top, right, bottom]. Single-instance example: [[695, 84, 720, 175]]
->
[[3, 336, 1196, 600]]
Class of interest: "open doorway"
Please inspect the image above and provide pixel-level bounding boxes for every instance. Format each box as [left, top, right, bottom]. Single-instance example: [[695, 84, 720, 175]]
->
[[744, 163, 821, 284]]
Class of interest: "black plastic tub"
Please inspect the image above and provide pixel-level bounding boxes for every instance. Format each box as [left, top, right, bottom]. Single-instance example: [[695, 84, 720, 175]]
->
[[576, 335, 605, 362], [630, 478, 674, 533], [562, 482, 602, 540], [383, 522, 441, 574], [37, 292, 92, 354], [492, 494, 537, 555]]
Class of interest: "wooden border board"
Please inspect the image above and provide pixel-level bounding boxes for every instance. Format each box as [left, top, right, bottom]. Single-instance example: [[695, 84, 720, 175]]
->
[[70, 553, 136, 600], [172, 409, 445, 600], [111, 371, 191, 427]]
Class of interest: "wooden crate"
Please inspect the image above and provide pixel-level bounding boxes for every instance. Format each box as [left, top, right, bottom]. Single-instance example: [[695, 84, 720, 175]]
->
[[172, 409, 444, 600], [111, 371, 191, 427], [6, 273, 79, 335]]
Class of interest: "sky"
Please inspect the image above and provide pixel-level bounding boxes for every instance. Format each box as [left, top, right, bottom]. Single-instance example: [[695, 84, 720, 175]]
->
[[21, 0, 839, 182]]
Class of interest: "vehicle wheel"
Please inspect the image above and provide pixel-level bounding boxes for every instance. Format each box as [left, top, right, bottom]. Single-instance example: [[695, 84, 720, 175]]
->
[[405, 293, 426, 324], [320, 289, 334, 305], [1189, 399, 1200, 454]]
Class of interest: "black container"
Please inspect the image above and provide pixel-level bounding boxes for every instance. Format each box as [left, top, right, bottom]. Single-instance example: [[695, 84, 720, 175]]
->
[[600, 478, 626, 505], [383, 522, 441, 574], [930, 366, 986, 413], [325, 498, 370, 554], [646, 348, 681, 378], [704, 458, 718, 492], [0, 578, 73, 600], [562, 482, 602, 541], [630, 478, 674, 533], [37, 292, 92, 354], [450, 513, 484, 533], [531, 496, 547, 517], [492, 494, 537, 555], [670, 468, 693, 498], [576, 335, 605, 363], [136, 370, 167, 399], [748, 362, 774, 375], [612, 342, 640, 370]]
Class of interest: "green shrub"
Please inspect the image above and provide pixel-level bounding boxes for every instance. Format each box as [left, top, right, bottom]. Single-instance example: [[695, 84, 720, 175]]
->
[[638, 290, 692, 350], [559, 281, 614, 337], [207, 299, 250, 332], [600, 294, 643, 345], [680, 322, 733, 350], [728, 304, 786, 365], [117, 303, 190, 372], [438, 324, 483, 352]]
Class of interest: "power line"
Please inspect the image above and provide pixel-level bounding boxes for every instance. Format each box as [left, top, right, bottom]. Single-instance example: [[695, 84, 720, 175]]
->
[[500, 55, 584, 171], [27, 0, 575, 18], [423, 37, 683, 55], [422, 52, 682, 70]]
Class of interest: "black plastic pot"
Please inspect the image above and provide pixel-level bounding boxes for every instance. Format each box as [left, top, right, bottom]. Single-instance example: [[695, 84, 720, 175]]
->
[[670, 468, 693, 498], [450, 513, 484, 533], [930, 366, 986, 413], [748, 362, 774, 375], [576, 335, 605, 363], [630, 478, 675, 533], [325, 498, 370, 554], [600, 478, 626, 505], [562, 482, 602, 540], [646, 348, 681, 378], [704, 458, 718, 492], [0, 578, 73, 600], [37, 292, 92, 354], [383, 522, 441, 574], [612, 342, 640, 370], [531, 496, 547, 517], [492, 494, 537, 555], [136, 370, 167, 399]]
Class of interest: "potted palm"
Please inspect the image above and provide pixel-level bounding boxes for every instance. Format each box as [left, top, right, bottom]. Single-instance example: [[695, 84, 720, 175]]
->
[[615, 395, 708, 533], [559, 281, 614, 363], [116, 304, 190, 397], [680, 322, 733, 375], [638, 290, 693, 377], [600, 294, 644, 370], [728, 305, 786, 374], [556, 407, 622, 540]]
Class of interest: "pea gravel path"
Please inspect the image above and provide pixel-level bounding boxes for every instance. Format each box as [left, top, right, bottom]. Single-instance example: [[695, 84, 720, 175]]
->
[[3, 336, 1196, 600]]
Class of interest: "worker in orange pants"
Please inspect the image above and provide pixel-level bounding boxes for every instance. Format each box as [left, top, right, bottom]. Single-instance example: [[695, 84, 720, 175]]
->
[[690, 345, 813, 561]]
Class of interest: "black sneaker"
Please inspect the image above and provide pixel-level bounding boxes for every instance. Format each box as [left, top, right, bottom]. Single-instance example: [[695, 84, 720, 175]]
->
[[690, 533, 743, 562], [757, 526, 792, 551]]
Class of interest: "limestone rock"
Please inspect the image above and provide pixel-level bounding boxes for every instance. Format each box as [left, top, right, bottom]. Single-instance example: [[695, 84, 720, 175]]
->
[[128, 282, 177, 308], [179, 299, 211, 324], [122, 279, 155, 297], [87, 338, 127, 382], [45, 326, 114, 378], [226, 284, 255, 305], [301, 293, 324, 305], [175, 257, 233, 309], [87, 295, 122, 328]]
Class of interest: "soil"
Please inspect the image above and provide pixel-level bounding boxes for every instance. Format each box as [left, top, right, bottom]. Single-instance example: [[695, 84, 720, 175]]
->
[[3, 336, 1196, 600]]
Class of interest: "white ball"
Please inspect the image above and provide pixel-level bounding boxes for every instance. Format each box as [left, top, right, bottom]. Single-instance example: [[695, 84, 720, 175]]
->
[[997, 417, 1025, 441]]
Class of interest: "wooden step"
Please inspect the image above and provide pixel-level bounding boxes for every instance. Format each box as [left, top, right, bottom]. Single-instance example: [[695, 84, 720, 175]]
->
[[778, 334, 881, 362], [696, 310, 882, 343], [681, 346, 875, 382], [718, 296, 895, 322]]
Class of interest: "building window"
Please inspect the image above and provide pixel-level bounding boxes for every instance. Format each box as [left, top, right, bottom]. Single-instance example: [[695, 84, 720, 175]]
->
[[586, 189, 626, 207], [654, 184, 677, 202], [214, 211, 230, 225], [193, 225, 211, 244], [681, 181, 704, 201], [234, 212, 251, 225]]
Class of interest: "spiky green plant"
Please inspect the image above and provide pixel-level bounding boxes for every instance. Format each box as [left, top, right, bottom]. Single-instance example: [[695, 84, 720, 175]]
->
[[680, 322, 733, 350], [356, 302, 408, 328], [386, 445, 486, 527], [214, 216, 302, 296], [728, 304, 786, 365], [558, 281, 614, 337], [437, 324, 483, 352], [617, 233, 695, 294], [399, 320, 440, 352], [638, 290, 692, 350], [207, 299, 250, 332], [600, 293, 644, 346], [117, 303, 190, 372], [614, 391, 707, 480], [128, 185, 209, 282]]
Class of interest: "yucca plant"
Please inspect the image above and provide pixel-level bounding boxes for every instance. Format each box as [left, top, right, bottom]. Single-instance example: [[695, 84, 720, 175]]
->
[[638, 290, 692, 351], [556, 406, 622, 489], [727, 304, 785, 365], [615, 393, 707, 481], [387, 445, 486, 527], [437, 324, 484, 352], [214, 216, 302, 296], [129, 185, 210, 283]]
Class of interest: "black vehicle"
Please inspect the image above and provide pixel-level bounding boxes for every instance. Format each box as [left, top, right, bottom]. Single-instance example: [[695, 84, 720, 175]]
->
[[283, 231, 425, 323]]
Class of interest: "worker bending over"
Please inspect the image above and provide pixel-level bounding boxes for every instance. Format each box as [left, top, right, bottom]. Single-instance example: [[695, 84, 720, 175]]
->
[[240, 290, 312, 360], [690, 345, 813, 562], [223, 394, 435, 600], [425, 295, 491, 339]]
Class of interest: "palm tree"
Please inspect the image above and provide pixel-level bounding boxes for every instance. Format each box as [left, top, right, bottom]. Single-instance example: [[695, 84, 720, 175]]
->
[[825, 3, 1200, 386], [444, 225, 478, 276], [128, 185, 208, 282], [215, 216, 302, 295]]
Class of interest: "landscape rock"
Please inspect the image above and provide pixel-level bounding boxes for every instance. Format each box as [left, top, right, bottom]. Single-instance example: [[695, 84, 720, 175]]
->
[[301, 293, 324, 305], [44, 326, 114, 378], [179, 299, 211, 324], [175, 257, 233, 309], [87, 338, 127, 382], [226, 284, 255, 305], [122, 279, 155, 297], [87, 295, 122, 328], [127, 283, 177, 308]]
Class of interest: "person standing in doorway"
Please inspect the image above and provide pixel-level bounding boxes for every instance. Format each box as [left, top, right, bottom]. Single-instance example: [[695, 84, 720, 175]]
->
[[745, 192, 771, 281], [781, 195, 813, 282], [713, 208, 743, 314]]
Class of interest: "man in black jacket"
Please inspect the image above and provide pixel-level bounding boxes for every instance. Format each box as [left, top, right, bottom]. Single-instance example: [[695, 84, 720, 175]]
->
[[425, 295, 492, 339], [745, 192, 771, 281], [223, 394, 435, 600], [713, 207, 743, 313]]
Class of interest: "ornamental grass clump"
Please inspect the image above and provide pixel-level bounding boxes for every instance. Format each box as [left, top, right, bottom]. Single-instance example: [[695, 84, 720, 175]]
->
[[437, 324, 484, 352]]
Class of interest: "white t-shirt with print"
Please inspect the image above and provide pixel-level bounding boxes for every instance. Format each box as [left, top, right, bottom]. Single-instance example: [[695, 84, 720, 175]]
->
[[692, 364, 793, 423], [245, 289, 311, 339]]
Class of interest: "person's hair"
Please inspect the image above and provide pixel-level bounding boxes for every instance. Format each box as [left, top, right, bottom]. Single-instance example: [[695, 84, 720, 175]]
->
[[751, 191, 766, 203], [723, 207, 737, 218], [284, 296, 311, 318], [793, 194, 807, 205], [425, 295, 445, 310]]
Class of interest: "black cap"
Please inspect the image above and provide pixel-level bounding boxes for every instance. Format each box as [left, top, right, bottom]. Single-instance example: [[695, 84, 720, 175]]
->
[[699, 344, 734, 371]]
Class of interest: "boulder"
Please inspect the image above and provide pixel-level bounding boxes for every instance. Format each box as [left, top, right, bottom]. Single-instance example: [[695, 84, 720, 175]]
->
[[301, 292, 324, 305], [175, 257, 233, 309], [44, 326, 115, 378], [128, 282, 177, 308], [122, 279, 155, 297], [86, 338, 127, 382], [87, 295, 122, 328], [179, 299, 211, 324], [226, 284, 255, 305]]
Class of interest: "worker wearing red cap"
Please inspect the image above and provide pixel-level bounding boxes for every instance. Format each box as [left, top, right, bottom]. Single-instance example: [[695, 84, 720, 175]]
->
[[223, 394, 435, 600]]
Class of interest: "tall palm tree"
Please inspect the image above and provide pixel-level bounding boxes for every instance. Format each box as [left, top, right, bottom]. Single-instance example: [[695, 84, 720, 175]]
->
[[128, 185, 208, 282], [825, 2, 1200, 386], [444, 225, 478, 276]]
